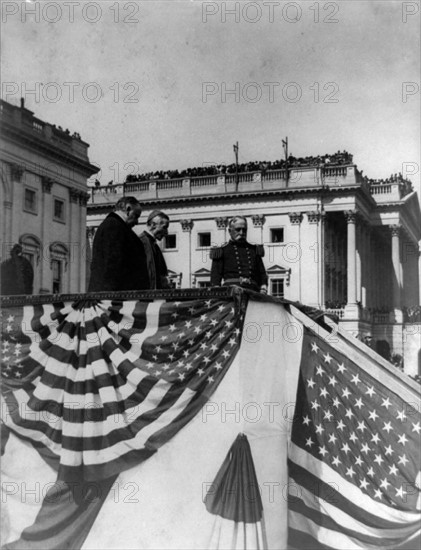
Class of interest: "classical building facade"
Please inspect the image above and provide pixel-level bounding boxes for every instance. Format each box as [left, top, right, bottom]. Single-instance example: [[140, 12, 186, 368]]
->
[[0, 99, 98, 294], [87, 159, 421, 373]]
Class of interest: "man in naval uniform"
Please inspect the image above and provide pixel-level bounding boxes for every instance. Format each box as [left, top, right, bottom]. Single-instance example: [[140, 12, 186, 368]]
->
[[210, 216, 268, 293]]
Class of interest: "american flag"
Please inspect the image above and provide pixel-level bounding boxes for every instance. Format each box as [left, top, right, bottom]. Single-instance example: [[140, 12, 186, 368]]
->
[[1, 298, 243, 482], [1, 309, 33, 381], [288, 329, 421, 549]]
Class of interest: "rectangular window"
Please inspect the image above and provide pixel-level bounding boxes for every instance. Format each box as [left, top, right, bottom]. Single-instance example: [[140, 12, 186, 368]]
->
[[270, 228, 284, 243], [53, 199, 65, 222], [24, 188, 37, 214], [52, 259, 62, 293], [163, 234, 177, 249], [198, 232, 211, 248], [270, 278, 284, 298]]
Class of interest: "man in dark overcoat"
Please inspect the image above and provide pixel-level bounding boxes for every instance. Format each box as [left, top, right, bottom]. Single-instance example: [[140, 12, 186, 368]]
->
[[1, 244, 34, 295], [139, 210, 171, 289], [88, 196, 148, 292]]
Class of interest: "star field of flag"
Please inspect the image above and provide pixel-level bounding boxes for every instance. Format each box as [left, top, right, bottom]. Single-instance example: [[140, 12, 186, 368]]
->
[[131, 299, 242, 390], [1, 309, 33, 382], [292, 332, 421, 512], [0, 298, 243, 481]]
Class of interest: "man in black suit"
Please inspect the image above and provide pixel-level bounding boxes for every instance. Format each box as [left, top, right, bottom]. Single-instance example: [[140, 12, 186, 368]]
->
[[88, 197, 148, 292], [139, 210, 171, 289]]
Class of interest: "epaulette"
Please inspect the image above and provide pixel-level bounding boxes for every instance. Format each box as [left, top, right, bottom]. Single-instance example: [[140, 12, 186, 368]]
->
[[210, 246, 223, 259], [255, 244, 265, 257]]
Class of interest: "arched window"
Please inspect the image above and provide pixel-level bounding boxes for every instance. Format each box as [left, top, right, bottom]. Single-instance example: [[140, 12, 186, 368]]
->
[[49, 242, 69, 294], [19, 234, 41, 267]]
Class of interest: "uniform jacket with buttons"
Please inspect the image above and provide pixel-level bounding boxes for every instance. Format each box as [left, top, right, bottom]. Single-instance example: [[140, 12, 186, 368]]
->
[[210, 240, 267, 287]]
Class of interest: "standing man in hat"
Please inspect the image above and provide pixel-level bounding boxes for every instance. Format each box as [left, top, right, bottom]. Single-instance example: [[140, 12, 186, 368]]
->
[[1, 244, 34, 295], [210, 216, 268, 293], [139, 210, 171, 289], [88, 196, 148, 292]]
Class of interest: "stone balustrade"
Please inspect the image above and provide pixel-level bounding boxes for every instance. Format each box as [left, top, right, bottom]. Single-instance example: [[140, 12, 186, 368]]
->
[[89, 163, 411, 205], [369, 183, 403, 202], [324, 307, 346, 319], [89, 164, 362, 203]]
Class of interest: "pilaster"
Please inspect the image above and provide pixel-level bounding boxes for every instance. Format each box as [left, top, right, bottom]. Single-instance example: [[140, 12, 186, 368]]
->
[[344, 210, 359, 320]]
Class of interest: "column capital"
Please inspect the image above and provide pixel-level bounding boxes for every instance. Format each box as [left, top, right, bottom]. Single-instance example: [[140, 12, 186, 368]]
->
[[180, 219, 193, 232], [69, 189, 80, 203], [288, 212, 303, 225], [41, 176, 54, 194], [79, 192, 90, 206], [389, 224, 402, 237], [344, 210, 358, 224], [251, 214, 265, 227], [307, 211, 321, 224], [9, 162, 25, 182], [215, 217, 229, 229]]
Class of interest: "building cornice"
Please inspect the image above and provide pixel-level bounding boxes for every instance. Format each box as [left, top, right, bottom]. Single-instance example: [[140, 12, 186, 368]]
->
[[1, 122, 98, 177], [88, 184, 377, 214], [375, 201, 421, 242], [2, 158, 91, 195]]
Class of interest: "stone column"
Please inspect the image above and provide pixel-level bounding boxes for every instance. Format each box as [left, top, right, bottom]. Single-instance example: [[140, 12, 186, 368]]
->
[[181, 219, 193, 287], [360, 221, 369, 308], [365, 225, 372, 308], [373, 232, 382, 309], [69, 189, 80, 293], [390, 225, 403, 321], [252, 214, 266, 244], [79, 192, 89, 292], [344, 210, 358, 319], [307, 211, 324, 308], [288, 212, 303, 302], [3, 201, 12, 250], [356, 222, 361, 304], [337, 232, 343, 304], [3, 163, 24, 254], [40, 176, 54, 292]]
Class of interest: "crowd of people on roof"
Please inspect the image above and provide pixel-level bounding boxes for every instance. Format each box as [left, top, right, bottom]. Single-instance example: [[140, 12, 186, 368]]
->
[[362, 172, 412, 187], [403, 305, 421, 323], [124, 150, 354, 183], [51, 124, 81, 140]]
